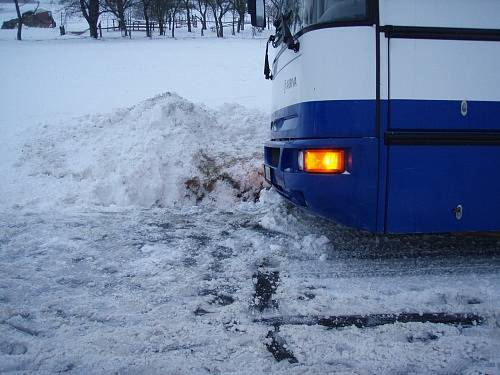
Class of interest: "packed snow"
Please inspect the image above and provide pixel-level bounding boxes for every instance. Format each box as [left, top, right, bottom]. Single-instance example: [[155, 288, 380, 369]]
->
[[1, 12, 500, 375], [6, 93, 267, 209]]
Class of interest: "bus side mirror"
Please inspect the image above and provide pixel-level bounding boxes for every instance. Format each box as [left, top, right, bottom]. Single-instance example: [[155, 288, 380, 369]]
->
[[248, 0, 266, 28]]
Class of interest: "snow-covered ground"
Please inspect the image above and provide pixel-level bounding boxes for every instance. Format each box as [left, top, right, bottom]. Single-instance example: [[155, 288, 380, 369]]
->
[[1, 17, 500, 375], [2, 203, 500, 374]]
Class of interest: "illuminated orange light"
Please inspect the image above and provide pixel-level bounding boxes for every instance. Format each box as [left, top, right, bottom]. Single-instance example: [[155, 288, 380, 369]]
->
[[304, 150, 345, 173]]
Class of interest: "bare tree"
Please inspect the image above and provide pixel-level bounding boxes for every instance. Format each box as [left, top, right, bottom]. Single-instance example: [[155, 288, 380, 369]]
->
[[230, 6, 235, 35], [193, 0, 208, 32], [13, 1, 43, 40], [230, 0, 245, 32], [182, 0, 192, 32], [104, 0, 134, 35], [168, 0, 182, 37], [208, 0, 230, 38], [140, 0, 152, 37], [60, 0, 103, 38], [13, 0, 23, 40], [266, 0, 281, 23], [79, 0, 101, 38], [150, 0, 167, 35]]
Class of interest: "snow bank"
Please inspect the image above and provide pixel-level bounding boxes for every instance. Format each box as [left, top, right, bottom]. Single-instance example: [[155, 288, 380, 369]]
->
[[11, 93, 268, 209]]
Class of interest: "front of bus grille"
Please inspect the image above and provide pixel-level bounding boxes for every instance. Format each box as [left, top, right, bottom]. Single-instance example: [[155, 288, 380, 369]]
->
[[265, 147, 281, 167], [264, 146, 308, 208]]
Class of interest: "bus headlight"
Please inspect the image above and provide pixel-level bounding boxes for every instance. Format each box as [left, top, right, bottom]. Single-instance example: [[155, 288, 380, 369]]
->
[[298, 149, 345, 174]]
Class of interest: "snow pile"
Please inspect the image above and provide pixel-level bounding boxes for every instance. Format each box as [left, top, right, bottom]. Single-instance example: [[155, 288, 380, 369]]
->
[[14, 93, 268, 209]]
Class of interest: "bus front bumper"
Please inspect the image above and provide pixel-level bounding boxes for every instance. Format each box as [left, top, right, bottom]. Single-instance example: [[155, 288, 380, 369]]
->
[[263, 138, 379, 233]]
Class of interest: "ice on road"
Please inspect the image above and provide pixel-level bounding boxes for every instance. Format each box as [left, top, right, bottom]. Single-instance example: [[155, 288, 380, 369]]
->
[[1, 198, 500, 374]]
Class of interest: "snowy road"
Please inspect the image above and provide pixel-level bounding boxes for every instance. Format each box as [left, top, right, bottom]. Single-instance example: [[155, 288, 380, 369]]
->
[[1, 197, 500, 374]]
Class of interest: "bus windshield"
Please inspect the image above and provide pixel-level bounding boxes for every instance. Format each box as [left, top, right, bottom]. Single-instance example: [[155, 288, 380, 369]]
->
[[282, 0, 369, 34]]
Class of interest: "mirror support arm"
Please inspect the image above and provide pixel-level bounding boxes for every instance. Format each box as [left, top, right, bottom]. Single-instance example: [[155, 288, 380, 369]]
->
[[285, 36, 300, 52], [264, 35, 275, 80]]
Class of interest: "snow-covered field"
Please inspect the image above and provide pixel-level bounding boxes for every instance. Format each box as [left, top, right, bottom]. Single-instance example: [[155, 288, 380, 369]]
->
[[1, 16, 500, 375]]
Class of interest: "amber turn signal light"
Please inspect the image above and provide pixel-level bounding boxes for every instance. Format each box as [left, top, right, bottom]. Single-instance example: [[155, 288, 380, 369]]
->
[[299, 149, 345, 173]]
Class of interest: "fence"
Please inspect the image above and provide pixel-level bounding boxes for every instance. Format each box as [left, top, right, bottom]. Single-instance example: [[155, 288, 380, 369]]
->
[[100, 20, 157, 32], [100, 16, 199, 33], [68, 15, 258, 38]]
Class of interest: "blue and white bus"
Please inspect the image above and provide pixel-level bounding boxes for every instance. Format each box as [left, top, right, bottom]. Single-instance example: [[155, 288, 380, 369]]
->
[[248, 0, 500, 234]]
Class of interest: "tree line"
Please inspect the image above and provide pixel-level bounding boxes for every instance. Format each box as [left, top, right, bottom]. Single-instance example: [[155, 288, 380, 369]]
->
[[59, 0, 274, 39], [11, 0, 281, 40]]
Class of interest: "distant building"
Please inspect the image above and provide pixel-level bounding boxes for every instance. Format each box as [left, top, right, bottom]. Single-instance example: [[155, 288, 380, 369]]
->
[[1, 8, 56, 29]]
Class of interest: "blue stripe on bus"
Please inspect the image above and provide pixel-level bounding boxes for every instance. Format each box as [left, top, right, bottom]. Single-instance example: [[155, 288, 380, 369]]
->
[[271, 100, 376, 138], [271, 99, 500, 139], [390, 99, 500, 131]]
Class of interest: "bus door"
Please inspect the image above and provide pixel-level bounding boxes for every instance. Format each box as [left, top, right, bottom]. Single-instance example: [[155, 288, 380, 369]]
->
[[383, 29, 500, 233]]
